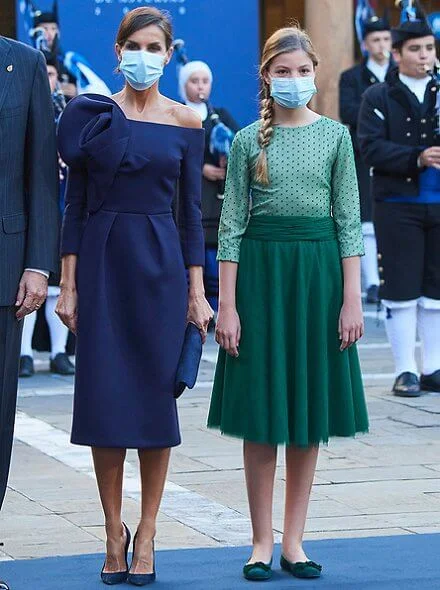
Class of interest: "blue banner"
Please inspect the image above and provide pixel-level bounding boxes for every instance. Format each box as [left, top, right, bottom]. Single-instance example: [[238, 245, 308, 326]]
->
[[16, 0, 260, 125]]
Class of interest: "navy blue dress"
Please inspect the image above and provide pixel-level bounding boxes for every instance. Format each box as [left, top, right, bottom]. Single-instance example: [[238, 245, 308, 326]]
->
[[57, 94, 205, 448]]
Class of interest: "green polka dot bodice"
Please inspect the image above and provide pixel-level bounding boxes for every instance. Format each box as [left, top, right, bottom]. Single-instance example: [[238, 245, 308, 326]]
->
[[217, 116, 365, 261]]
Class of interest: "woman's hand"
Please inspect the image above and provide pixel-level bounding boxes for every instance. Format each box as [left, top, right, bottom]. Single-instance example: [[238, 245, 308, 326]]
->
[[338, 297, 364, 351], [203, 164, 226, 182], [56, 286, 78, 334], [215, 305, 241, 357], [187, 294, 214, 344]]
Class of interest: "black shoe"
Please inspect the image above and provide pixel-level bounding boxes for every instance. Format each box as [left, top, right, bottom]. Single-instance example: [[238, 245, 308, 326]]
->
[[420, 369, 440, 393], [128, 535, 156, 586], [0, 581, 10, 590], [19, 355, 34, 378], [366, 284, 379, 304], [393, 372, 421, 397], [50, 353, 75, 375], [101, 523, 131, 585]]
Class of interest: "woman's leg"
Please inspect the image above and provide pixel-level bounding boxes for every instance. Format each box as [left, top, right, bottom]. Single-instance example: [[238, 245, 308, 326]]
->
[[282, 445, 319, 562], [244, 441, 277, 564], [130, 447, 171, 575], [92, 447, 127, 573]]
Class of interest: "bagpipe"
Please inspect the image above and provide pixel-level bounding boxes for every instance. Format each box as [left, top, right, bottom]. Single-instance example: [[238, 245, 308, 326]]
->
[[173, 39, 235, 196], [20, 0, 111, 96]]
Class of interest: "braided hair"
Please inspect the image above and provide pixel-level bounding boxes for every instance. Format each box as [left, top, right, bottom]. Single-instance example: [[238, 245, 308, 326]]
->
[[255, 26, 319, 186]]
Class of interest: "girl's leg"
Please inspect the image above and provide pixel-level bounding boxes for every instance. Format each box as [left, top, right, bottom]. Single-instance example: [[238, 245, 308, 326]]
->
[[282, 445, 319, 562], [244, 441, 277, 564], [130, 448, 171, 575], [92, 447, 127, 573]]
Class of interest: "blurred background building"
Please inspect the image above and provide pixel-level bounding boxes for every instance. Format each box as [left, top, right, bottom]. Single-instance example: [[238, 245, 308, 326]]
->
[[1, 1, 440, 122]]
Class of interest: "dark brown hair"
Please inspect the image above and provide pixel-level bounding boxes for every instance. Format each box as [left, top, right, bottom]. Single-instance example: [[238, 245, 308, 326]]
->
[[116, 7, 173, 50]]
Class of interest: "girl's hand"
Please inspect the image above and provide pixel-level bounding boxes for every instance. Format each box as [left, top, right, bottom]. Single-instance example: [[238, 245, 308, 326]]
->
[[187, 295, 214, 344], [338, 298, 364, 351], [215, 305, 241, 357], [56, 287, 78, 334]]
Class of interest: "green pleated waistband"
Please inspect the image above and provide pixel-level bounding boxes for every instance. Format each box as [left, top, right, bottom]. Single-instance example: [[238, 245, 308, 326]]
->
[[244, 216, 337, 242]]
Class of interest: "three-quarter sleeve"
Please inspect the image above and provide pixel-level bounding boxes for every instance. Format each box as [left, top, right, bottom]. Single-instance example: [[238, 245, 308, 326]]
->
[[60, 165, 88, 256], [217, 132, 250, 262], [179, 130, 205, 266], [332, 127, 365, 258]]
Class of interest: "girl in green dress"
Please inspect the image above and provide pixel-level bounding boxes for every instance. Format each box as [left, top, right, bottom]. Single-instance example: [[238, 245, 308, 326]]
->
[[208, 26, 369, 581]]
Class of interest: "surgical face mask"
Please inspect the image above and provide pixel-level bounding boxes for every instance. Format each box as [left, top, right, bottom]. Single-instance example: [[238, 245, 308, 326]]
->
[[119, 50, 164, 91], [270, 76, 317, 109]]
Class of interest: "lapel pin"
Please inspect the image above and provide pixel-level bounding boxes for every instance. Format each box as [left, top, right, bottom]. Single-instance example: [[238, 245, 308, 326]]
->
[[6, 64, 13, 72]]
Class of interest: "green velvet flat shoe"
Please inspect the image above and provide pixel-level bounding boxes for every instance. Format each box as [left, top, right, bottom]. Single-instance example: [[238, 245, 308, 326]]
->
[[280, 555, 322, 578], [243, 559, 273, 581]]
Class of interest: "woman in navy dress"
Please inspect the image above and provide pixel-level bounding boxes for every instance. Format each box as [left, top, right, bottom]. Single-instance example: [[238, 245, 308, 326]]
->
[[56, 7, 213, 585]]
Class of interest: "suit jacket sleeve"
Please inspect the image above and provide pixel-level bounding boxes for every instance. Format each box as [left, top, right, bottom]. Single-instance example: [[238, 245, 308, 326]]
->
[[24, 51, 60, 273], [357, 87, 422, 175], [339, 70, 360, 128]]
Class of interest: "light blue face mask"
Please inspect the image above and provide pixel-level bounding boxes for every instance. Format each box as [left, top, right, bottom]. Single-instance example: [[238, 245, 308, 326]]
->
[[119, 50, 164, 91], [270, 76, 317, 109]]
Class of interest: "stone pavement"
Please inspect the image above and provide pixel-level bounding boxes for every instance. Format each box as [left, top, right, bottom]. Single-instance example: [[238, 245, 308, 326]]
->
[[1, 302, 440, 562]]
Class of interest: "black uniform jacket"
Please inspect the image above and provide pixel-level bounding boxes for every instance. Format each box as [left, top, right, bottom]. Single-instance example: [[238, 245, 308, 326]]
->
[[339, 60, 394, 219], [357, 67, 437, 201], [339, 59, 394, 149]]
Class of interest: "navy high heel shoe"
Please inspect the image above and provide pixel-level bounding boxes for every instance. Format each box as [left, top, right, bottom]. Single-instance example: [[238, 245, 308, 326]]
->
[[128, 534, 156, 586], [101, 522, 131, 585]]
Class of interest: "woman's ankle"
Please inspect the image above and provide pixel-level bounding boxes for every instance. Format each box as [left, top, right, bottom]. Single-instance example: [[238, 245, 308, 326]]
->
[[249, 538, 274, 563], [136, 519, 156, 541], [281, 540, 308, 562], [104, 520, 125, 539]]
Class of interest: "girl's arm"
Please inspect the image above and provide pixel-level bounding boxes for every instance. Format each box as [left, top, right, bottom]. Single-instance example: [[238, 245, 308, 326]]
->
[[339, 256, 364, 351], [215, 261, 240, 357], [215, 131, 250, 356]]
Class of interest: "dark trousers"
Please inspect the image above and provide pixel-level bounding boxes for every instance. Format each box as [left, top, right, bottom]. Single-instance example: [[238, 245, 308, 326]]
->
[[374, 202, 440, 301], [0, 307, 23, 510]]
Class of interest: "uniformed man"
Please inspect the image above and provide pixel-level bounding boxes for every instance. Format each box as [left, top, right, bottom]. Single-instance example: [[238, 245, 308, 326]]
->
[[31, 1, 77, 99], [340, 13, 393, 304], [358, 8, 440, 397]]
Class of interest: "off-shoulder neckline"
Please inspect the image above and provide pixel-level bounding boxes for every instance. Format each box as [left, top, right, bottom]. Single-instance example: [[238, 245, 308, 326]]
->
[[83, 93, 204, 132]]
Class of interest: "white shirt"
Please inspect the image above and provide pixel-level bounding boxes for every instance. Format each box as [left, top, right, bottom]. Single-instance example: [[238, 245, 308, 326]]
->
[[366, 58, 389, 83], [25, 268, 49, 278], [399, 73, 431, 104]]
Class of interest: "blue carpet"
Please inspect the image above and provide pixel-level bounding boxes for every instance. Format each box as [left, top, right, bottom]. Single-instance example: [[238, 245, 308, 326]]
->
[[1, 534, 439, 589]]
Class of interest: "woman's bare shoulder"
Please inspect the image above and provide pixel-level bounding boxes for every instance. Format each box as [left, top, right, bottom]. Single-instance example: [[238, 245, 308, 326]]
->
[[165, 99, 202, 129]]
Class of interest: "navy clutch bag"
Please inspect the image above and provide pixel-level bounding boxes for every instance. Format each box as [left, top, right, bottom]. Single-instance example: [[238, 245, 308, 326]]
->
[[174, 322, 203, 398]]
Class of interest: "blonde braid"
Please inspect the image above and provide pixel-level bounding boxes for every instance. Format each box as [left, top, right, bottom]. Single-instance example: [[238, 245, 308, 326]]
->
[[255, 87, 274, 185]]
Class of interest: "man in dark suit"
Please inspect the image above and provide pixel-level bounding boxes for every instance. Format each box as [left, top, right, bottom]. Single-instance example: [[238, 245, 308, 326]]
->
[[0, 36, 59, 590], [339, 14, 393, 304], [358, 13, 440, 397]]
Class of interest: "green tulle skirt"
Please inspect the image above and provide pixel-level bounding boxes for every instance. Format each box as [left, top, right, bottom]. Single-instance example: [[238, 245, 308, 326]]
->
[[207, 216, 369, 447]]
